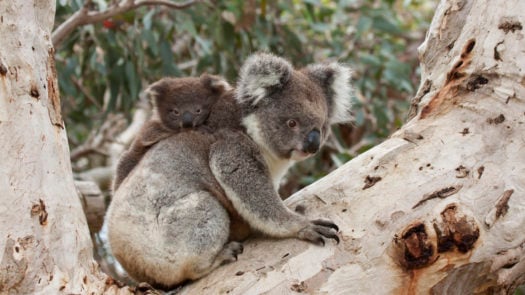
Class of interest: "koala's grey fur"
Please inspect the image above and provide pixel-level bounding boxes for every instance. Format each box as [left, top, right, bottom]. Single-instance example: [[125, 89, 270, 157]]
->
[[106, 53, 353, 290], [112, 74, 232, 191]]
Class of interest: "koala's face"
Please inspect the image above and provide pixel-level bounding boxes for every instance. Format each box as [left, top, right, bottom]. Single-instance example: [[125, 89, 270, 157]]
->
[[243, 72, 330, 161], [147, 75, 231, 131], [237, 53, 353, 162], [156, 90, 211, 130]]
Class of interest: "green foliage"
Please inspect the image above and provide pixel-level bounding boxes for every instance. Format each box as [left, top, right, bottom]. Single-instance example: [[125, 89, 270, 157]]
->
[[55, 0, 434, 193]]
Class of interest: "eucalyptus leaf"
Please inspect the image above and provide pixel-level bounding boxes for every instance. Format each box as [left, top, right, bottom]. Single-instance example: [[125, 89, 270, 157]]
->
[[143, 9, 156, 31], [92, 0, 107, 11]]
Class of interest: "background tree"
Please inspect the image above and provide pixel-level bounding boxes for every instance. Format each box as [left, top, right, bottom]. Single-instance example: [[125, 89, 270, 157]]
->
[[0, 0, 110, 293]]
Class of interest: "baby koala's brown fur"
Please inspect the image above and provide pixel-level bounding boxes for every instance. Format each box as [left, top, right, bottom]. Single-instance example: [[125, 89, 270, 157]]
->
[[113, 74, 231, 191]]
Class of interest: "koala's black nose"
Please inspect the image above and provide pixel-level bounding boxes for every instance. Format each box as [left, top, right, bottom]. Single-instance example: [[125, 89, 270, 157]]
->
[[182, 112, 193, 128], [303, 129, 320, 154]]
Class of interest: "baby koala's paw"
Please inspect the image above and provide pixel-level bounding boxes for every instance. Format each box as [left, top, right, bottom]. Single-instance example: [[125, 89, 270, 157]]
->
[[218, 241, 244, 265]]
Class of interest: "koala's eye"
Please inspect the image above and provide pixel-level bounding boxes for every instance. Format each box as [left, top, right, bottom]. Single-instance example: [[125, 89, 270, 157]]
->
[[195, 108, 202, 114], [287, 119, 297, 128], [172, 109, 180, 115]]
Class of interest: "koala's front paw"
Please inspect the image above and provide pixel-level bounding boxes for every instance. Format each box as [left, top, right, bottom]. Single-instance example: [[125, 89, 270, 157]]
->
[[298, 219, 340, 246], [218, 241, 244, 266]]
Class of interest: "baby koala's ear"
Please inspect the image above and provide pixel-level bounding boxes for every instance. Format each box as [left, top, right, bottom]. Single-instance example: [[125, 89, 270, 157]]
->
[[236, 52, 293, 106], [200, 73, 232, 94], [145, 78, 171, 107], [302, 63, 353, 124]]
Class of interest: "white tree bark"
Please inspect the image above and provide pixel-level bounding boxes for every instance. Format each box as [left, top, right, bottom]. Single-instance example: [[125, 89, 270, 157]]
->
[[0, 1, 126, 294], [180, 0, 525, 294]]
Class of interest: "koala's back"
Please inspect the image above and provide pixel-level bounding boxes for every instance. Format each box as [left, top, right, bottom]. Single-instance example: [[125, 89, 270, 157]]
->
[[205, 91, 243, 132], [107, 131, 231, 288]]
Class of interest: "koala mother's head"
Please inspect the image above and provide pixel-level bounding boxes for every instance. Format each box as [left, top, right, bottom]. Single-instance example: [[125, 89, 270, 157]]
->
[[236, 53, 353, 165]]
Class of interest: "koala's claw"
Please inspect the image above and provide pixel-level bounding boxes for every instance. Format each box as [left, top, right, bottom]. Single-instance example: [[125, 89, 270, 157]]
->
[[298, 221, 340, 246], [218, 241, 244, 265], [228, 241, 244, 257], [314, 225, 340, 244], [311, 219, 339, 232]]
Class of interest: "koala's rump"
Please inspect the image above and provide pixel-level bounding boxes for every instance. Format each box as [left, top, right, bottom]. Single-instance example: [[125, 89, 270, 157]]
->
[[107, 131, 230, 287]]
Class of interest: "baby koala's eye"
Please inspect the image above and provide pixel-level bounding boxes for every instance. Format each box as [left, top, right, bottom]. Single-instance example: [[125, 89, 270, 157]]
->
[[172, 109, 180, 115], [195, 108, 202, 114], [287, 119, 297, 128]]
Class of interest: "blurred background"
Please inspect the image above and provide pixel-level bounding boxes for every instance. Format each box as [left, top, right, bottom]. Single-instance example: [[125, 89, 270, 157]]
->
[[54, 0, 437, 283], [55, 0, 435, 194]]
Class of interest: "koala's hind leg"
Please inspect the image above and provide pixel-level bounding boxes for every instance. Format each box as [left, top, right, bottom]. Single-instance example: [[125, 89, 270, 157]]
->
[[167, 191, 244, 281], [113, 190, 243, 288], [189, 241, 244, 279]]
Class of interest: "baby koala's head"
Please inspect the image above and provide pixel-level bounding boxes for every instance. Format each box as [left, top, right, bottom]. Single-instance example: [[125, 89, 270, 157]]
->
[[146, 74, 231, 130]]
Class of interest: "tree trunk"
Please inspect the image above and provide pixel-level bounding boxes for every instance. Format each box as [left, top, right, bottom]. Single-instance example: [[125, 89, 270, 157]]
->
[[180, 0, 525, 294], [0, 1, 122, 294]]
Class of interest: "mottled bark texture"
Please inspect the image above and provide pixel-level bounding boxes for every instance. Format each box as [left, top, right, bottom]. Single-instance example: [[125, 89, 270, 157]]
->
[[0, 1, 124, 294]]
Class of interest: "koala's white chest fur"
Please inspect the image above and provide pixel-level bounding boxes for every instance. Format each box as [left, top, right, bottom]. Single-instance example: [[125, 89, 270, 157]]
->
[[242, 114, 295, 190], [263, 150, 295, 189]]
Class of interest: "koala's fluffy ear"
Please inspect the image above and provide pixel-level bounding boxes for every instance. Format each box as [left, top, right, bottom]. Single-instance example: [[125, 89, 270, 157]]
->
[[303, 63, 353, 124], [200, 73, 232, 94], [145, 78, 171, 108], [236, 52, 293, 106]]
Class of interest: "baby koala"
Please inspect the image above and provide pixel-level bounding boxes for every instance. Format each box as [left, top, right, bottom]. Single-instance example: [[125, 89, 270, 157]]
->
[[113, 74, 231, 191]]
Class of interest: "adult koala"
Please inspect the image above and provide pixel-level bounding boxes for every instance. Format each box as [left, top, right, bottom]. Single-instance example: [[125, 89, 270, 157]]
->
[[106, 53, 353, 290]]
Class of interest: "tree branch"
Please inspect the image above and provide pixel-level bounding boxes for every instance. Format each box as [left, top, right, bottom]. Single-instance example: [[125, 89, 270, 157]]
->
[[70, 146, 109, 162], [69, 113, 127, 163], [71, 76, 102, 109], [52, 0, 204, 47]]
